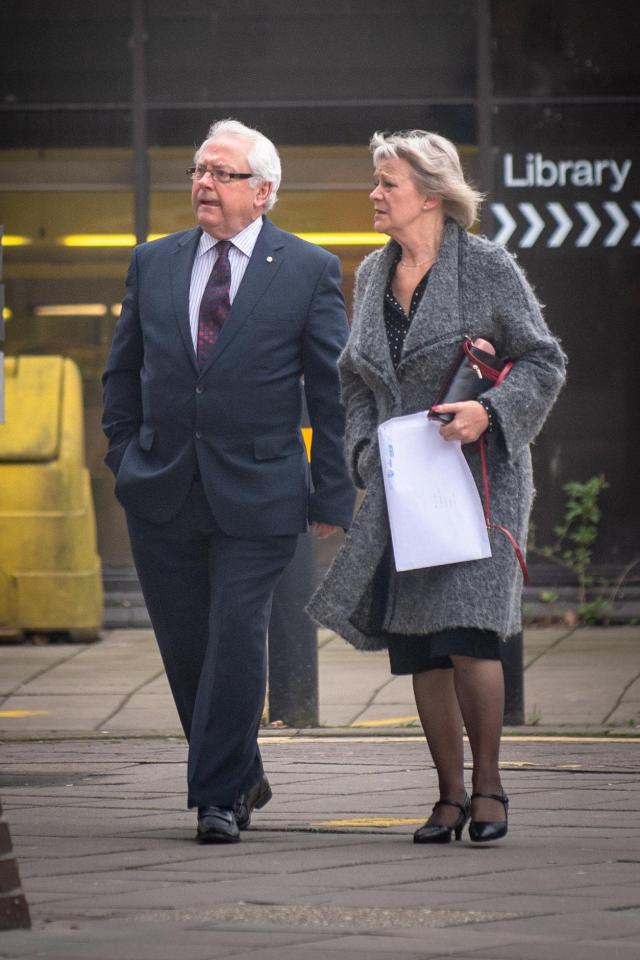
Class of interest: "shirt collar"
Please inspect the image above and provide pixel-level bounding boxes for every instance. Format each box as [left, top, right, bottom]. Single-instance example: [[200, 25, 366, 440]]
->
[[197, 216, 264, 259]]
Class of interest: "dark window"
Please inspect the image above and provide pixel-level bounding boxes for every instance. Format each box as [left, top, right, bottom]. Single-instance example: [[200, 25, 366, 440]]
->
[[0, 0, 131, 104], [492, 0, 640, 98], [146, 0, 477, 104]]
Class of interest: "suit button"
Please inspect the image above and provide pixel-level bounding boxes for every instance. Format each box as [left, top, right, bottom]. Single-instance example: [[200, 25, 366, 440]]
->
[[195, 386, 203, 394], [195, 431, 202, 440]]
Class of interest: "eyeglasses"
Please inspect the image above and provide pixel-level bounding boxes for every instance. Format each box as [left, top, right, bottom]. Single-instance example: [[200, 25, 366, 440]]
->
[[186, 165, 254, 184]]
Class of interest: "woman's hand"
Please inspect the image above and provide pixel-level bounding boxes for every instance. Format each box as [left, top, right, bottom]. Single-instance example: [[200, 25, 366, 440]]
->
[[432, 400, 489, 444]]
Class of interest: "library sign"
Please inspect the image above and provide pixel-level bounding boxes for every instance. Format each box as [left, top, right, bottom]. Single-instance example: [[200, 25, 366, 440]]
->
[[490, 152, 639, 249]]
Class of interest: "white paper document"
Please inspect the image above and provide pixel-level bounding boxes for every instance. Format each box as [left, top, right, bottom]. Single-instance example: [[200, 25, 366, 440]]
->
[[378, 412, 491, 572]]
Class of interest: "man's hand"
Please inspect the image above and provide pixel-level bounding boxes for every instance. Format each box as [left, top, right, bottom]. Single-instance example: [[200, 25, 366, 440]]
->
[[432, 401, 489, 444], [310, 522, 340, 540]]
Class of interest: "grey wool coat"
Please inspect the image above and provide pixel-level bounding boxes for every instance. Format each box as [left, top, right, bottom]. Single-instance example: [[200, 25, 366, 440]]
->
[[307, 219, 567, 650]]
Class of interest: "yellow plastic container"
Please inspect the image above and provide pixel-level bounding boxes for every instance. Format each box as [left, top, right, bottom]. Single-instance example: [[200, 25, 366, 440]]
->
[[0, 356, 102, 637]]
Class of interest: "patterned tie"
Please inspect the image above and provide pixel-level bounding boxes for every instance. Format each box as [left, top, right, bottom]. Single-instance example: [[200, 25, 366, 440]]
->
[[197, 240, 232, 365]]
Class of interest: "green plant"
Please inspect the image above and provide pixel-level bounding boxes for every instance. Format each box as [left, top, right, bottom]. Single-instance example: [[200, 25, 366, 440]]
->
[[540, 475, 609, 623], [539, 590, 559, 604]]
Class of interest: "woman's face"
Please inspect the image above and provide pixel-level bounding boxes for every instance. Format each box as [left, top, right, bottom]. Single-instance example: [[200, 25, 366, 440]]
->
[[370, 157, 429, 237]]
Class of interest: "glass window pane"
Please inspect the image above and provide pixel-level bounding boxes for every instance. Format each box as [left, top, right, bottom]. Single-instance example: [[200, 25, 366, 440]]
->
[[146, 0, 477, 102], [0, 0, 131, 104], [492, 0, 640, 98]]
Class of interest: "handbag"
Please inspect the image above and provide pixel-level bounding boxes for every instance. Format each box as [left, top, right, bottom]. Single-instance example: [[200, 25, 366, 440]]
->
[[427, 338, 513, 424], [428, 338, 528, 583]]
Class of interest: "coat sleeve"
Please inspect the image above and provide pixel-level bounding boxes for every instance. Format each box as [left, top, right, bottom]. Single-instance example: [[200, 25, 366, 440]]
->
[[101, 248, 144, 475], [481, 246, 567, 461], [338, 261, 380, 489], [302, 252, 356, 528], [338, 352, 379, 490]]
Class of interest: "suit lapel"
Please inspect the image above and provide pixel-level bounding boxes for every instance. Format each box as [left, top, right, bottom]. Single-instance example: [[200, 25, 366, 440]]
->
[[199, 218, 285, 374], [170, 227, 201, 372]]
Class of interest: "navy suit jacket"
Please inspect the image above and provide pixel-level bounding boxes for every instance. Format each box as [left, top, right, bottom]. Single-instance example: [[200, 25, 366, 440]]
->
[[102, 217, 355, 536]]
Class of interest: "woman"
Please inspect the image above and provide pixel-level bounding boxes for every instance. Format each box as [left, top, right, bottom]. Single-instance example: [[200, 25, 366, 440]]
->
[[309, 130, 566, 844]]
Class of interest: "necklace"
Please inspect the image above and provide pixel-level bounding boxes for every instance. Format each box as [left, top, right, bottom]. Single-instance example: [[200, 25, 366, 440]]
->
[[398, 255, 435, 270]]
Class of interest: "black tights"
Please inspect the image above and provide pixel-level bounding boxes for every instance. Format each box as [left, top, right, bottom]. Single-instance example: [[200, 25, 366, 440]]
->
[[413, 657, 506, 825]]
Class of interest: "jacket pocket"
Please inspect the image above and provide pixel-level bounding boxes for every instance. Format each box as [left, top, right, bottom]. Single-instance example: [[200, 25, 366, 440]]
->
[[138, 424, 156, 451], [104, 435, 133, 476], [254, 434, 302, 460]]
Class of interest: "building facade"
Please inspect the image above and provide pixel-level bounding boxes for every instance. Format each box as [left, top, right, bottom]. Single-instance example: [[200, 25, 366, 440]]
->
[[1, 0, 638, 584]]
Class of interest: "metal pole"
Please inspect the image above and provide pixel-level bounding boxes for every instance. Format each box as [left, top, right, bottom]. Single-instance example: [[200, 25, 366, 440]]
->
[[131, 0, 149, 245], [268, 532, 319, 728], [503, 631, 525, 725], [477, 0, 525, 724], [476, 0, 494, 232]]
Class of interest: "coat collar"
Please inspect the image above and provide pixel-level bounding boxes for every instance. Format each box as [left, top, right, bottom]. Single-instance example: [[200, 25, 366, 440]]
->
[[398, 218, 465, 369], [349, 220, 465, 392]]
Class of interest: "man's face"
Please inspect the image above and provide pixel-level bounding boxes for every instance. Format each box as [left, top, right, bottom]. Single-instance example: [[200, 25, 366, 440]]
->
[[191, 136, 271, 239]]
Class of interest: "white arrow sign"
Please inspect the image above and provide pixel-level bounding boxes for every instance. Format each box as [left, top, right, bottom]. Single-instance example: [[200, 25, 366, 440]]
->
[[602, 202, 629, 247], [575, 203, 601, 247], [491, 201, 638, 249], [518, 203, 545, 248], [492, 203, 517, 245], [546, 202, 573, 247], [633, 202, 640, 246]]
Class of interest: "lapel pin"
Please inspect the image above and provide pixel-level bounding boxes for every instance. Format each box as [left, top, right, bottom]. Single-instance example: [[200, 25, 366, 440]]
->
[[266, 255, 274, 263]]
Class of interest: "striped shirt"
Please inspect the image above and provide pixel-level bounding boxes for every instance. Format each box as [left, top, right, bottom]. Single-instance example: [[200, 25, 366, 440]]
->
[[188, 216, 264, 349]]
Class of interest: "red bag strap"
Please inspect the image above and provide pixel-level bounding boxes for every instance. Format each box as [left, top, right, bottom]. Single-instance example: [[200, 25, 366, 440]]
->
[[495, 361, 513, 386], [462, 338, 513, 385], [478, 435, 529, 585]]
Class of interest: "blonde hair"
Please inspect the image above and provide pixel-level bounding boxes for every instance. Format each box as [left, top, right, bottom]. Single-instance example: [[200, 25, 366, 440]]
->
[[370, 129, 482, 228]]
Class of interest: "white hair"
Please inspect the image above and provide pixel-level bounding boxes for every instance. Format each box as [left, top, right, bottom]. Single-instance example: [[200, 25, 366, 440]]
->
[[370, 129, 483, 228], [195, 118, 281, 211]]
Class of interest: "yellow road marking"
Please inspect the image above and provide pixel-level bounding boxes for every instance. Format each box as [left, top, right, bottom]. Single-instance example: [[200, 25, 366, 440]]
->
[[502, 735, 640, 744], [261, 734, 640, 745], [313, 817, 424, 828], [0, 710, 50, 718], [352, 716, 419, 728], [502, 760, 582, 769]]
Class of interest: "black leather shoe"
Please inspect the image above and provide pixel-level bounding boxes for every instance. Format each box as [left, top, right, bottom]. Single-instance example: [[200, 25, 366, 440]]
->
[[413, 796, 470, 844], [468, 791, 509, 843], [234, 775, 272, 830], [196, 805, 240, 844]]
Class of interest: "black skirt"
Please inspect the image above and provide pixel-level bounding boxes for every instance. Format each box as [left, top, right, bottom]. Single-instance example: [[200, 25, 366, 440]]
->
[[387, 627, 502, 675]]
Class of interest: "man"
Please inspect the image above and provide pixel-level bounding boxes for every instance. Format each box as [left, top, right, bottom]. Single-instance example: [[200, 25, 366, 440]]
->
[[102, 119, 355, 843]]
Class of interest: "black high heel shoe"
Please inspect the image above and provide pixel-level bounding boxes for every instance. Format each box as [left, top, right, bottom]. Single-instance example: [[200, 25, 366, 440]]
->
[[413, 796, 470, 844], [468, 791, 509, 842]]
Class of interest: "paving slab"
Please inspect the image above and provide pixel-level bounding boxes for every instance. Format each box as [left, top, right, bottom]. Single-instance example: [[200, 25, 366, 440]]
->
[[0, 644, 89, 693], [0, 693, 125, 732], [523, 626, 640, 728], [2, 625, 640, 735], [2, 737, 640, 959], [1, 625, 640, 959]]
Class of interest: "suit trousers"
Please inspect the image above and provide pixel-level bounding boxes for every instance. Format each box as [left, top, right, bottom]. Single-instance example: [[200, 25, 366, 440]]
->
[[126, 478, 298, 808]]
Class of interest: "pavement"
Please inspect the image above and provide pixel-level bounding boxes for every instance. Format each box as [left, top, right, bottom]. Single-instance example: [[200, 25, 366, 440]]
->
[[1, 624, 640, 958]]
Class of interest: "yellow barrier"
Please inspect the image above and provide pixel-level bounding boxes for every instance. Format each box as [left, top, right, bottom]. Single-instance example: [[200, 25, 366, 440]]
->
[[0, 356, 102, 637]]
